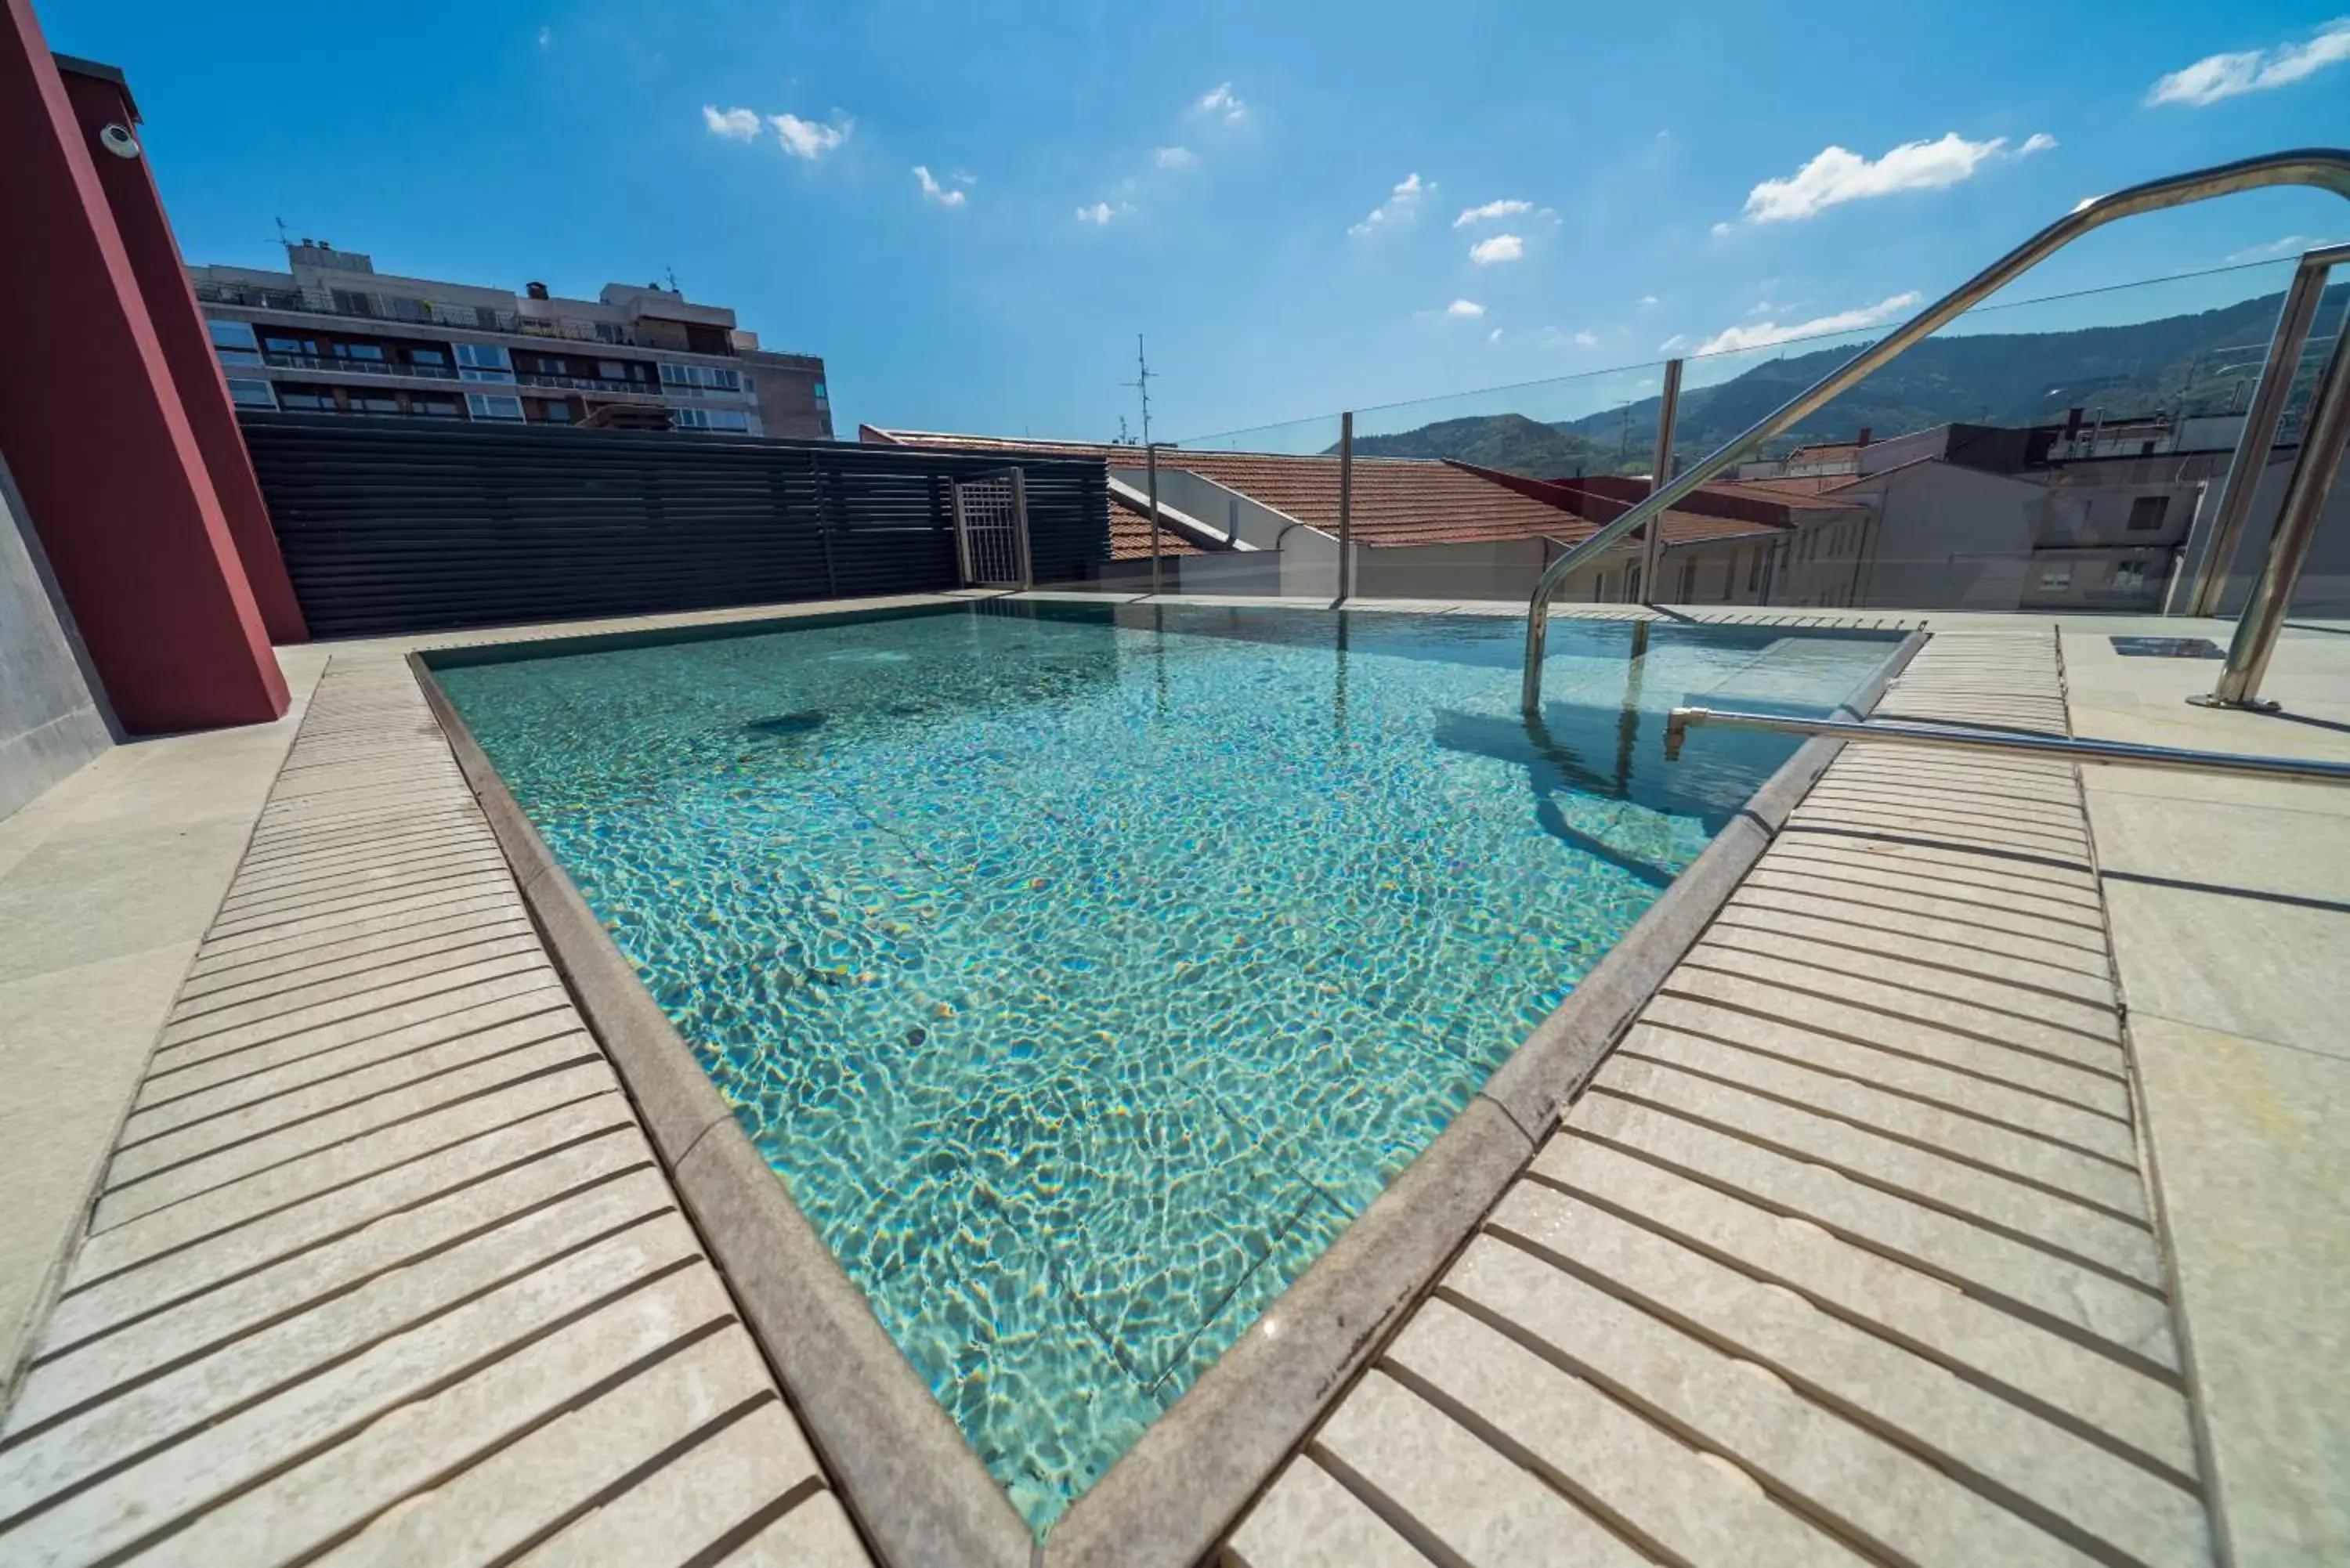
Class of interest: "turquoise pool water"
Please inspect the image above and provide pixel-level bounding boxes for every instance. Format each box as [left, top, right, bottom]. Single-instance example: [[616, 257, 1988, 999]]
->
[[434, 602, 1896, 1530]]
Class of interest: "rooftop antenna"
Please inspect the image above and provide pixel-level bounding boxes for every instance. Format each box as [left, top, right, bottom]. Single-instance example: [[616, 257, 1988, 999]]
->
[[665, 265, 679, 293], [274, 216, 291, 247], [1117, 414, 1131, 445], [1121, 334, 1156, 449]]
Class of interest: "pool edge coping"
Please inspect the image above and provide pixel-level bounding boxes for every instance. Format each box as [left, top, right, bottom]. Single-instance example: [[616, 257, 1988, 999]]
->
[[408, 616, 1927, 1568]]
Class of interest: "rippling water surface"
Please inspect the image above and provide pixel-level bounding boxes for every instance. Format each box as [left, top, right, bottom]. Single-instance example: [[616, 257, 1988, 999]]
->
[[435, 602, 1896, 1530]]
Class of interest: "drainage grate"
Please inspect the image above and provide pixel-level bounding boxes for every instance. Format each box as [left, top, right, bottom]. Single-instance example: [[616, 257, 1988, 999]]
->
[[2111, 636, 2223, 658]]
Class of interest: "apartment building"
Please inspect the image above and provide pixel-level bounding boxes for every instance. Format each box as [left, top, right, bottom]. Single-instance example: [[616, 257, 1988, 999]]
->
[[189, 240, 832, 438]]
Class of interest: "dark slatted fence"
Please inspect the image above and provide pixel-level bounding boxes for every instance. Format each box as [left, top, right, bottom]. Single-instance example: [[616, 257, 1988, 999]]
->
[[238, 415, 1110, 638]]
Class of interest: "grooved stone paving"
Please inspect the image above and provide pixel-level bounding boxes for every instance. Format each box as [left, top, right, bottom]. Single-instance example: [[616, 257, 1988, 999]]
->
[[1227, 632, 2221, 1568], [0, 659, 870, 1568]]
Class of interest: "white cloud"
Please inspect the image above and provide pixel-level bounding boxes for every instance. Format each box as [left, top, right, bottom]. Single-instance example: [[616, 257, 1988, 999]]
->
[[2148, 20, 2350, 106], [536, 25, 551, 51], [1455, 198, 1533, 228], [702, 105, 761, 141], [1350, 173, 1430, 237], [1638, 294, 1660, 309], [1573, 329, 1598, 347], [1467, 233, 1524, 265], [953, 170, 977, 186], [1076, 201, 1132, 225], [771, 113, 851, 159], [1694, 291, 1923, 355], [2225, 233, 2344, 264], [1155, 146, 1195, 168], [914, 166, 966, 207], [1733, 132, 2052, 225], [1711, 222, 1736, 237], [1658, 334, 1691, 353], [1444, 298, 1486, 318], [1195, 82, 1247, 121], [1488, 327, 1504, 344]]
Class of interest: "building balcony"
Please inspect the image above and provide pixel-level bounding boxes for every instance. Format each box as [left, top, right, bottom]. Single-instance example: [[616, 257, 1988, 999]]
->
[[259, 352, 461, 381], [514, 371, 664, 399]]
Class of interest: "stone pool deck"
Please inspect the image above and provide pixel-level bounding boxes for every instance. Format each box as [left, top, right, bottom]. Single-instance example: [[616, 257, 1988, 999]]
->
[[0, 592, 2342, 1566]]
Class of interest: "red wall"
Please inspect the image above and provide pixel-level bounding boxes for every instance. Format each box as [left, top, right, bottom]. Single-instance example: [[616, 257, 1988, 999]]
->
[[0, 0, 287, 732], [59, 67, 306, 645]]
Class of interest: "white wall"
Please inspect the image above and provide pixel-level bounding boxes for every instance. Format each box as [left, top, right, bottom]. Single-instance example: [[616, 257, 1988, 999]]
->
[[1846, 464, 2041, 610], [2178, 451, 2350, 617]]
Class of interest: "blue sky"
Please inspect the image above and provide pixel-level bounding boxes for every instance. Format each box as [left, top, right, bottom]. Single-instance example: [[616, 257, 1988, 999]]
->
[[38, 0, 2350, 443]]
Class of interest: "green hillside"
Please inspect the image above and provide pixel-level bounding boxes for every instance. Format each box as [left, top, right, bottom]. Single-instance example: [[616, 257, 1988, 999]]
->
[[1347, 283, 2341, 476]]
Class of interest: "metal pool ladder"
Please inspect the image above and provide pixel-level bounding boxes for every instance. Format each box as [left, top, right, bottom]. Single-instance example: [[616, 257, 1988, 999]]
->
[[1517, 149, 2350, 719]]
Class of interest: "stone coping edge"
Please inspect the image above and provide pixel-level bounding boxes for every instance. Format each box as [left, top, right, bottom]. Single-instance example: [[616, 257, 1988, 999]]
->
[[409, 654, 1034, 1568], [407, 618, 1927, 1568], [1050, 626, 1929, 1564]]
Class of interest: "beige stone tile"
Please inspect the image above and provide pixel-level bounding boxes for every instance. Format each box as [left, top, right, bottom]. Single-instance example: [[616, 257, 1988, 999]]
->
[[1224, 1458, 1423, 1568], [1311, 1369, 1646, 1567], [0, 941, 197, 1384], [2101, 875, 2350, 1060], [1383, 1297, 1864, 1565], [714, 1492, 873, 1567], [2133, 1013, 2350, 1568], [1445, 1234, 2082, 1566]]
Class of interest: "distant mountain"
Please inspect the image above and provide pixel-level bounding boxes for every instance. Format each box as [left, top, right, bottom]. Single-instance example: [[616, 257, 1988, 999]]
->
[[1347, 284, 2344, 477]]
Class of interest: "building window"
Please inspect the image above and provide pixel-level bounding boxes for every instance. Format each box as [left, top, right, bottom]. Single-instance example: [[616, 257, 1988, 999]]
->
[[2039, 565, 2073, 592], [530, 399, 573, 423], [454, 342, 515, 383], [208, 318, 258, 351], [410, 348, 447, 367], [215, 346, 263, 367], [660, 361, 741, 391], [262, 334, 318, 357], [812, 381, 828, 401], [674, 406, 750, 432], [414, 398, 461, 417], [352, 395, 400, 414], [467, 392, 525, 421], [225, 378, 277, 409], [277, 389, 334, 410], [597, 360, 628, 381], [334, 342, 388, 362], [2126, 494, 2168, 531]]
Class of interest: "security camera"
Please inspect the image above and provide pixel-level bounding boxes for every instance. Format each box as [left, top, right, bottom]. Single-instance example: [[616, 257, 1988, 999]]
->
[[98, 123, 139, 160]]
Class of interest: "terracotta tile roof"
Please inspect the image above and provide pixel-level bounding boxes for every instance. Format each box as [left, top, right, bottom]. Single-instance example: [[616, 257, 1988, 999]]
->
[[862, 426, 1791, 552], [866, 427, 1592, 549], [1109, 491, 1202, 558]]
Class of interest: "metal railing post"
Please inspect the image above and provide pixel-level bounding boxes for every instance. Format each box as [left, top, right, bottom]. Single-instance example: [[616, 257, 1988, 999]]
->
[[2182, 243, 2350, 616], [1337, 411, 1354, 605], [1146, 443, 1163, 596], [2196, 295, 2350, 710], [1516, 148, 2350, 716], [1641, 359, 1683, 605], [1010, 466, 1035, 591]]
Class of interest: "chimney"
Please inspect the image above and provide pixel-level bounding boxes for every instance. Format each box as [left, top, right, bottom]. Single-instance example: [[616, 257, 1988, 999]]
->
[[526, 281, 551, 300], [1856, 426, 1872, 447]]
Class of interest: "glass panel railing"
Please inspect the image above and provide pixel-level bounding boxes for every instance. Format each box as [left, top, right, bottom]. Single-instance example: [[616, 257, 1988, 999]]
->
[[1029, 414, 1348, 600], [1095, 256, 2348, 623]]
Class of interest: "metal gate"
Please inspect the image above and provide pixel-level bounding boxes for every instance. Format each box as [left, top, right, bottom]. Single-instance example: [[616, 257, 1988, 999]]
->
[[951, 468, 1033, 590]]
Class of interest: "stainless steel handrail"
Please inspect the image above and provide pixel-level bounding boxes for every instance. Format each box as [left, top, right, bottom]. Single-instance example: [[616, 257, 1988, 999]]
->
[[1520, 149, 2350, 715], [1661, 706, 2350, 786], [2180, 240, 2350, 617], [2200, 271, 2350, 708]]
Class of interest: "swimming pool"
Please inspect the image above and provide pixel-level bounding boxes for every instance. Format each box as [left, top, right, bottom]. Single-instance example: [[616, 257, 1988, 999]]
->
[[433, 602, 1898, 1529]]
